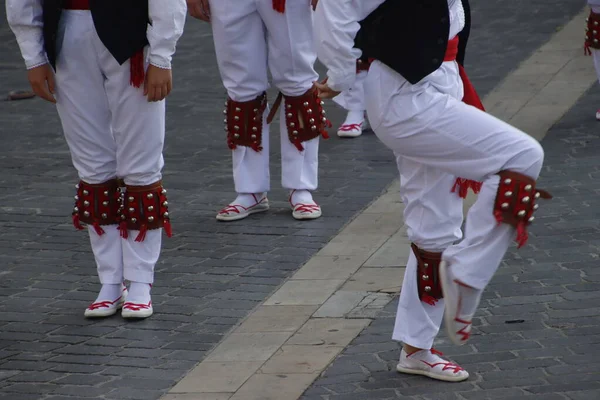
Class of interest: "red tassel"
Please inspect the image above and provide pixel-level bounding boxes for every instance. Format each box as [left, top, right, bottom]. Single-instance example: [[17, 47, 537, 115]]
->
[[294, 140, 305, 152], [119, 221, 129, 239], [321, 129, 330, 139], [422, 294, 437, 306], [164, 220, 173, 238], [273, 0, 285, 13], [130, 50, 145, 88], [458, 64, 484, 111], [135, 225, 148, 242], [516, 223, 528, 248], [470, 180, 483, 194], [92, 222, 105, 236], [451, 178, 468, 199], [72, 214, 84, 230], [585, 43, 592, 56], [451, 178, 483, 198], [493, 210, 503, 225]]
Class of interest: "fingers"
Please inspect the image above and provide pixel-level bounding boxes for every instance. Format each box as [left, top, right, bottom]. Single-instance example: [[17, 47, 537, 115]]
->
[[166, 80, 173, 97], [201, 0, 211, 20], [312, 81, 337, 100], [146, 84, 169, 102], [32, 83, 56, 103], [190, 4, 210, 22], [313, 81, 328, 93], [47, 72, 56, 94], [143, 74, 149, 96]]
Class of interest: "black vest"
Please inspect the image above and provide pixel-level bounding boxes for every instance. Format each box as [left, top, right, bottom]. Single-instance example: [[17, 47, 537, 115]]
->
[[42, 0, 149, 69], [355, 0, 471, 84]]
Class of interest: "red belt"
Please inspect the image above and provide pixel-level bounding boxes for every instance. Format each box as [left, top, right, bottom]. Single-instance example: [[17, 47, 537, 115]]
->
[[64, 0, 90, 10], [444, 36, 460, 62]]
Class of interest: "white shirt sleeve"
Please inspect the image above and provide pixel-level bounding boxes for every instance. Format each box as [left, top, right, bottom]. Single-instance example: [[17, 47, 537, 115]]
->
[[313, 0, 385, 92], [147, 0, 187, 69], [6, 0, 48, 69]]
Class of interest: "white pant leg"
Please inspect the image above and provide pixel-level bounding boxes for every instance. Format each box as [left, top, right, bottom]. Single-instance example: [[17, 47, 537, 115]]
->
[[54, 11, 116, 184], [592, 50, 600, 84], [334, 70, 367, 112], [232, 108, 271, 193], [365, 61, 544, 292], [89, 226, 124, 284], [210, 0, 271, 194], [279, 106, 319, 190], [258, 0, 318, 96], [592, 5, 600, 84], [392, 155, 463, 349], [94, 22, 166, 284], [54, 11, 123, 284], [257, 0, 320, 190]]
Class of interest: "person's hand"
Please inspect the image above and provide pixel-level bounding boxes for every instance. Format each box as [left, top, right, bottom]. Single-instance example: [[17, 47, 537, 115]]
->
[[311, 0, 319, 11], [144, 65, 172, 102], [313, 80, 340, 99], [187, 0, 211, 22], [27, 64, 56, 103]]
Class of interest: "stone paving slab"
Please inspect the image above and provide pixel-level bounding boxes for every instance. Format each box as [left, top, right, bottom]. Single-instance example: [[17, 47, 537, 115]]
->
[[0, 0, 591, 399]]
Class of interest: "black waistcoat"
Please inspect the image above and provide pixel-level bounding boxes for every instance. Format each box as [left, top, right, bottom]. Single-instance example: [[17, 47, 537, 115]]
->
[[42, 0, 149, 69], [355, 0, 471, 84]]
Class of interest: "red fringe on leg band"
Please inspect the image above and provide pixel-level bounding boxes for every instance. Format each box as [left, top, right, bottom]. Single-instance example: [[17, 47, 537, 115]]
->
[[72, 214, 84, 230], [273, 0, 285, 13], [130, 50, 145, 88], [119, 221, 129, 239], [92, 222, 105, 236], [452, 178, 483, 199], [135, 225, 148, 242], [164, 220, 173, 238]]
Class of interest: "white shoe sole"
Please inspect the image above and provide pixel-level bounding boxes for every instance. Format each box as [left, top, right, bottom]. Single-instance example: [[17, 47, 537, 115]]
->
[[337, 129, 362, 138], [216, 203, 269, 221], [396, 364, 469, 382], [122, 307, 154, 319], [84, 306, 121, 318], [84, 300, 125, 318], [439, 261, 467, 346], [292, 209, 322, 220], [84, 290, 127, 318]]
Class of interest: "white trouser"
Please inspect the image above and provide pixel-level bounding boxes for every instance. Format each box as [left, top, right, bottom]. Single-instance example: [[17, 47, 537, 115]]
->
[[365, 61, 544, 349], [334, 70, 368, 112], [210, 0, 320, 193], [55, 11, 162, 284], [592, 6, 600, 84]]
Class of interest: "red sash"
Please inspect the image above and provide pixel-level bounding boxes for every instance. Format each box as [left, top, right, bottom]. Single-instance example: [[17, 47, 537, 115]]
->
[[444, 36, 484, 111]]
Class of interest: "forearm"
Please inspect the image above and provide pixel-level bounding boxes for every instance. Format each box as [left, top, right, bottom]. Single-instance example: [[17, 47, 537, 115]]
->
[[313, 0, 384, 92], [147, 0, 187, 69], [6, 0, 47, 69]]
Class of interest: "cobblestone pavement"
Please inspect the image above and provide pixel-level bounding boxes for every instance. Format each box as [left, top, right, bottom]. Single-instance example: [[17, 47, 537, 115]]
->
[[0, 0, 590, 399]]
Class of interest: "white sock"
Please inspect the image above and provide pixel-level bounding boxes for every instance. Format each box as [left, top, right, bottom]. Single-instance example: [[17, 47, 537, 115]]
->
[[290, 189, 315, 205], [127, 282, 152, 305], [457, 281, 483, 320], [342, 110, 365, 126], [95, 284, 123, 302], [228, 193, 267, 208]]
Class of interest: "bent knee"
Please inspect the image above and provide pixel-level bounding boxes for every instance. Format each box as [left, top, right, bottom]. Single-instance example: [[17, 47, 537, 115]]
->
[[508, 137, 545, 179], [524, 140, 545, 178]]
